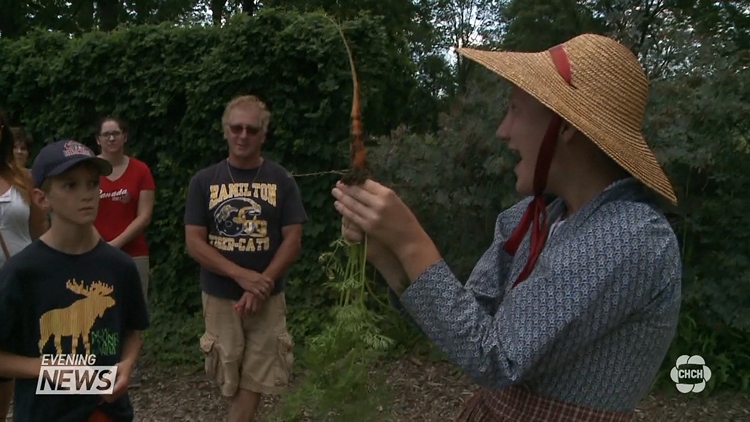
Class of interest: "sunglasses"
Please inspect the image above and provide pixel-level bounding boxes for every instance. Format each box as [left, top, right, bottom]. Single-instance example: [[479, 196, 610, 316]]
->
[[228, 124, 262, 136]]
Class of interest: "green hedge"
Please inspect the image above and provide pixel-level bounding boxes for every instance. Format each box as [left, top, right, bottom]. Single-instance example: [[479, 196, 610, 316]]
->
[[0, 9, 417, 348]]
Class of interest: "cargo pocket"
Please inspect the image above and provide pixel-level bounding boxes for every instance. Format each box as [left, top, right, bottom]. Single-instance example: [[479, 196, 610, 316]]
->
[[274, 332, 294, 387], [199, 332, 224, 386]]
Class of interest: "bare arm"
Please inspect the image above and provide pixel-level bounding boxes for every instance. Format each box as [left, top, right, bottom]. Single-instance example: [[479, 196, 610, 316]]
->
[[366, 239, 410, 295], [185, 224, 246, 280], [393, 231, 443, 285], [0, 350, 41, 379], [110, 190, 154, 249], [262, 224, 303, 281]]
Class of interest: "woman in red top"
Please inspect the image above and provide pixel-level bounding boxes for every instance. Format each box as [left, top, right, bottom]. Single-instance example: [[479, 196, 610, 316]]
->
[[92, 116, 155, 387]]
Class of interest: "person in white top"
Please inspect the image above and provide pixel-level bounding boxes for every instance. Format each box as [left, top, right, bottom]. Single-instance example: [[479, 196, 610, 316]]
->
[[0, 112, 47, 421]]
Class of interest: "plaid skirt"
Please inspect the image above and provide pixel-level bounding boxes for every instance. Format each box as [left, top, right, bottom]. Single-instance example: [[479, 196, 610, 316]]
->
[[454, 386, 635, 422]]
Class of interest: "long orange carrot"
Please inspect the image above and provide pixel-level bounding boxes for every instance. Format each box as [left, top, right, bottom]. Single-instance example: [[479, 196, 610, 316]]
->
[[326, 16, 368, 184], [338, 26, 366, 170]]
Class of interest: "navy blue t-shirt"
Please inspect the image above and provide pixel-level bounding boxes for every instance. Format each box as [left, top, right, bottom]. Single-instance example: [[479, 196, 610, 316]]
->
[[184, 158, 308, 301], [0, 239, 150, 422]]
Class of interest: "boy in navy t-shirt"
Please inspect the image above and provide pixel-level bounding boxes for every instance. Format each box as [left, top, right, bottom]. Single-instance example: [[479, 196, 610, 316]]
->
[[0, 140, 150, 421]]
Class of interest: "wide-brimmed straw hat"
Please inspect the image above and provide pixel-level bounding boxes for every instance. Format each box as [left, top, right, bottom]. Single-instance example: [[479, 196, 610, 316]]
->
[[457, 33, 677, 205]]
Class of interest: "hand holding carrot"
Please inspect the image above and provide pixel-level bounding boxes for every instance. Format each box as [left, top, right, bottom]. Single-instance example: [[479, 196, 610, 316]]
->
[[332, 179, 423, 253]]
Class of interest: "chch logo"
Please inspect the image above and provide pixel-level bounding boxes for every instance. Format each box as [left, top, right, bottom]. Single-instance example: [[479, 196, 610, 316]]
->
[[670, 355, 712, 393]]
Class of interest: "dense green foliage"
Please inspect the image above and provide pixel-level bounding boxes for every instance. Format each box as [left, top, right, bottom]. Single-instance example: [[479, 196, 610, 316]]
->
[[0, 8, 417, 360]]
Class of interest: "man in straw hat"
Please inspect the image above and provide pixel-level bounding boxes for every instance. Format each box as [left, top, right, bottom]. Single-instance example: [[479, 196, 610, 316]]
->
[[331, 33, 682, 421]]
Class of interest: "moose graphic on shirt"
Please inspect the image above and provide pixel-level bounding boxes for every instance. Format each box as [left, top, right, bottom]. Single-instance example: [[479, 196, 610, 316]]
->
[[38, 279, 116, 355]]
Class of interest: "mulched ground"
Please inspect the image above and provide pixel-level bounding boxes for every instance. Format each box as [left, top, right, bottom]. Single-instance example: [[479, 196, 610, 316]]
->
[[107, 359, 750, 421], [6, 357, 749, 421]]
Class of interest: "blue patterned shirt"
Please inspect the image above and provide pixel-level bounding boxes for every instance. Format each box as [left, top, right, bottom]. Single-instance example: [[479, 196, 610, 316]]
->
[[395, 178, 682, 412]]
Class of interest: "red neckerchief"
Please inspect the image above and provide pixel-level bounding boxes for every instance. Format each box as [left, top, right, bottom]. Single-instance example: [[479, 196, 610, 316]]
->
[[503, 44, 573, 289]]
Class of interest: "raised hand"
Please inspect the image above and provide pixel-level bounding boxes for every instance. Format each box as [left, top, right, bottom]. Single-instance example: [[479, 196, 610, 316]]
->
[[333, 180, 424, 252]]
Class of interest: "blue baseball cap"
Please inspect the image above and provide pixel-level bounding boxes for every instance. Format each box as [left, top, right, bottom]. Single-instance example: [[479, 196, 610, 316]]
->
[[31, 140, 113, 187]]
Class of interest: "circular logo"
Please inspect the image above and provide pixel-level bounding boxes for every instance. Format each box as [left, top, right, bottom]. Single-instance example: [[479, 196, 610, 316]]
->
[[670, 355, 712, 393], [213, 197, 262, 237]]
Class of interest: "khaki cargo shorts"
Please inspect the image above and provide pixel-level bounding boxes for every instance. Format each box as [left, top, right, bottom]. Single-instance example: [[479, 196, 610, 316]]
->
[[199, 292, 294, 397]]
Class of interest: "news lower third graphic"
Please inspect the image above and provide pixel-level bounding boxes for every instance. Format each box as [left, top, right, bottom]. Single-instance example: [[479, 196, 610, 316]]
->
[[670, 354, 712, 393], [35, 354, 118, 395]]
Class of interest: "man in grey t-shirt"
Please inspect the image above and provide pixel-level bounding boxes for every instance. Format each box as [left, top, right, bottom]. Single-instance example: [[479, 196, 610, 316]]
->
[[184, 95, 307, 421]]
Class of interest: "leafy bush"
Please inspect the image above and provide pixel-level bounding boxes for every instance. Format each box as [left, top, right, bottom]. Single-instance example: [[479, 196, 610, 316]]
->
[[0, 8, 417, 360]]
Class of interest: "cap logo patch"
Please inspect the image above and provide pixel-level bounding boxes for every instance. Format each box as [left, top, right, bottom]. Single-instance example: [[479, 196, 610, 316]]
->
[[63, 140, 93, 157]]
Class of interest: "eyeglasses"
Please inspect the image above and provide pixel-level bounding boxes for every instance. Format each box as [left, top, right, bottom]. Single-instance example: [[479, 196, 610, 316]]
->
[[228, 124, 262, 136], [99, 130, 123, 139]]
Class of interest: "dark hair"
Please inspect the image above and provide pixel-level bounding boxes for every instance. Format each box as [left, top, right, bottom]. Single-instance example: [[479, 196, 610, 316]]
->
[[0, 110, 14, 162], [0, 109, 32, 203], [96, 115, 128, 135], [10, 126, 33, 149]]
